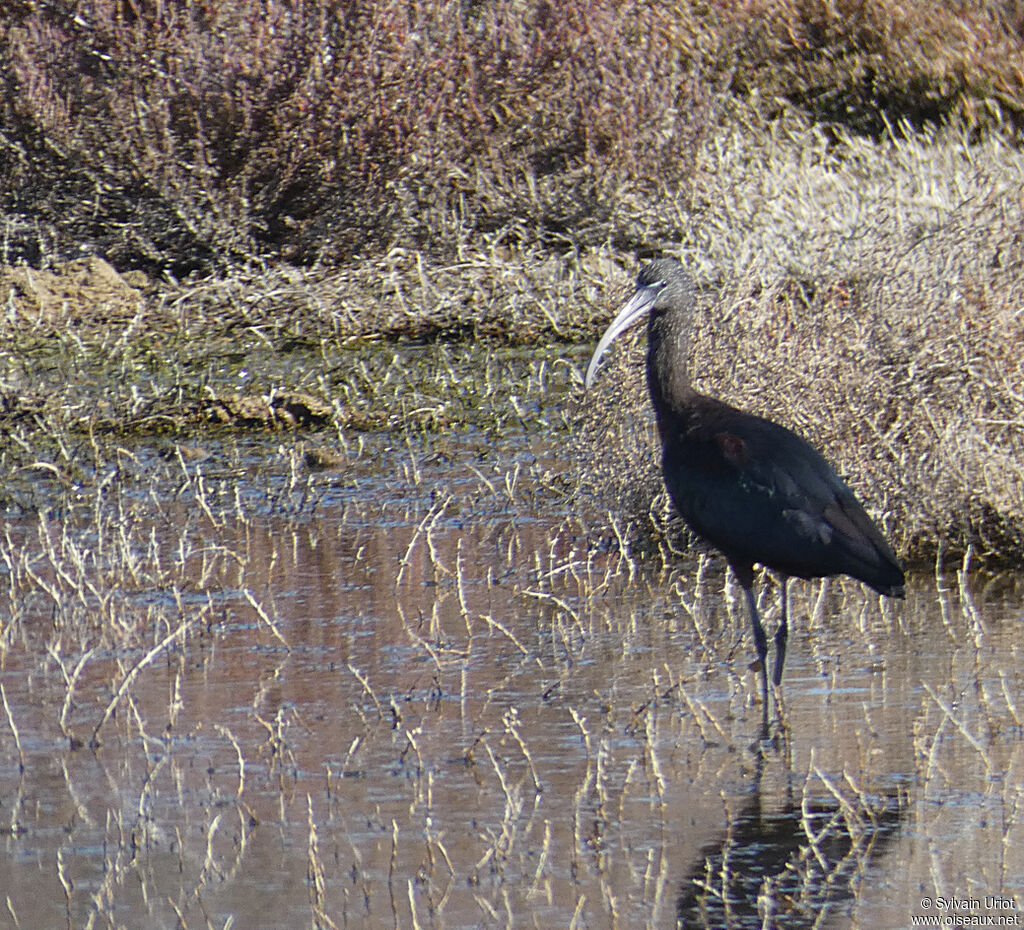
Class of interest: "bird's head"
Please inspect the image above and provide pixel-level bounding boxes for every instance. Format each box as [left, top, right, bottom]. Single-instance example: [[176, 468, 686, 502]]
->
[[584, 258, 695, 390]]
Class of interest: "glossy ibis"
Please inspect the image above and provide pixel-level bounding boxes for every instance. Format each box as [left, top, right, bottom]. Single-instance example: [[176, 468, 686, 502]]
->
[[585, 258, 904, 714]]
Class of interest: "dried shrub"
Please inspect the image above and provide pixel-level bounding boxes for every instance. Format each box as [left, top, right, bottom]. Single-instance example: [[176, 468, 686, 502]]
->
[[718, 0, 1024, 134], [0, 0, 709, 272]]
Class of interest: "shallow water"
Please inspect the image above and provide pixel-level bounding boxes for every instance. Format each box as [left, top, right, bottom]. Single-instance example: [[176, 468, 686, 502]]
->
[[1, 414, 1023, 929]]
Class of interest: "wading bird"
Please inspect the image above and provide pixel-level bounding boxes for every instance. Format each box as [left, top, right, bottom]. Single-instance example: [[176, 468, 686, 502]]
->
[[585, 259, 904, 723]]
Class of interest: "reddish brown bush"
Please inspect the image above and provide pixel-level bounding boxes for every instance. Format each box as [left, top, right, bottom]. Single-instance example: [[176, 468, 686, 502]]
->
[[719, 0, 1024, 134], [0, 1, 708, 272]]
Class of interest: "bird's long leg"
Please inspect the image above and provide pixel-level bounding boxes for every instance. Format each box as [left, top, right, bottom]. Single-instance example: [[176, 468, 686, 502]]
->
[[744, 586, 770, 735], [772, 577, 790, 687]]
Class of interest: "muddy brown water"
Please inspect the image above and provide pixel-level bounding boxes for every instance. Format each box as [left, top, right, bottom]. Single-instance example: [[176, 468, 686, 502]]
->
[[1, 421, 1023, 929]]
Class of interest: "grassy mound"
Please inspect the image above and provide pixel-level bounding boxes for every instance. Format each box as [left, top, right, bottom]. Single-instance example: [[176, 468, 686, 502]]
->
[[579, 109, 1024, 564]]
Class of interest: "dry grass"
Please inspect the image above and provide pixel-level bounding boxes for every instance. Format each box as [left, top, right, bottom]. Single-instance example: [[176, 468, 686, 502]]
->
[[578, 106, 1024, 564]]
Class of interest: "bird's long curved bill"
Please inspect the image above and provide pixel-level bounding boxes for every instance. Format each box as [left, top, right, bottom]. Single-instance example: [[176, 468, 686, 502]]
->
[[584, 283, 662, 390]]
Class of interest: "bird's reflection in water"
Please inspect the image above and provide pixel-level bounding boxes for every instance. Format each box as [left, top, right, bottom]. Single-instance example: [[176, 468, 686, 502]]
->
[[676, 759, 906, 929]]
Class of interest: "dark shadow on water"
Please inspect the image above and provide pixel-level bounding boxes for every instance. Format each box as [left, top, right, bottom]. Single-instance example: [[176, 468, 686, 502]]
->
[[676, 755, 907, 929]]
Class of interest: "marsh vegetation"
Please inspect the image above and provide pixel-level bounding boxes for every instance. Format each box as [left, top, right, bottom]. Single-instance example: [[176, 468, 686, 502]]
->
[[2, 2, 1024, 926]]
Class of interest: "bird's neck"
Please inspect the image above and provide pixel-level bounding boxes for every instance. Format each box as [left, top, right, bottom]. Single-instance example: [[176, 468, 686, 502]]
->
[[646, 312, 695, 420]]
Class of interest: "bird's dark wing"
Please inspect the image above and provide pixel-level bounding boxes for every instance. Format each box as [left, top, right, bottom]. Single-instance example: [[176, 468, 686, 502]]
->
[[661, 403, 904, 596]]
